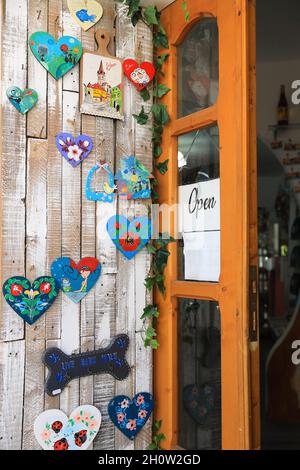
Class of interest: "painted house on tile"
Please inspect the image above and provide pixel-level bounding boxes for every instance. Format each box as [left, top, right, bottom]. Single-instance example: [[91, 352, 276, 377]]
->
[[84, 60, 112, 102]]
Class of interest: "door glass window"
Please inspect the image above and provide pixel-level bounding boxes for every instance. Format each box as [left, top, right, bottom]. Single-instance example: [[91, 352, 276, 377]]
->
[[178, 125, 220, 282], [178, 298, 221, 450], [177, 18, 219, 118]]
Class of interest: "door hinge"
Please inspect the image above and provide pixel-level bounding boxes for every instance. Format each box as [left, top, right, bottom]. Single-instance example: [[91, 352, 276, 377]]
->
[[249, 265, 258, 342]]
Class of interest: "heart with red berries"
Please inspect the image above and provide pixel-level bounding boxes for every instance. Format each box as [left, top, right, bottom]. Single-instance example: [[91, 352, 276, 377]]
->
[[34, 405, 101, 450], [2, 276, 59, 325], [106, 215, 152, 260], [123, 59, 155, 91]]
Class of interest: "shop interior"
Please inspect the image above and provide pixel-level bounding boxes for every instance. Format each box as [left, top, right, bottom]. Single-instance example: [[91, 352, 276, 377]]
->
[[257, 0, 300, 449]]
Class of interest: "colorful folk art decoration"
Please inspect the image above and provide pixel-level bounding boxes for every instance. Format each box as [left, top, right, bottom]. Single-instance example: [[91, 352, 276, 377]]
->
[[80, 30, 123, 120], [86, 161, 116, 202], [2, 276, 59, 325], [108, 393, 154, 440], [123, 59, 155, 91], [106, 215, 152, 260], [29, 32, 82, 79], [34, 405, 101, 450], [6, 86, 38, 114], [183, 384, 215, 427], [43, 334, 130, 396], [67, 0, 103, 31], [115, 156, 152, 200], [56, 133, 93, 167], [51, 257, 101, 303]]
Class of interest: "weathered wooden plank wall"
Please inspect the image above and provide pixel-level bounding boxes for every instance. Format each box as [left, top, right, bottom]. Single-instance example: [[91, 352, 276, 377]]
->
[[0, 0, 153, 450]]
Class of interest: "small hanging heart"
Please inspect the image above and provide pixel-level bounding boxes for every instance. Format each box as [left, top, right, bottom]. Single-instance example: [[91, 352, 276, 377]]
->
[[106, 215, 152, 260], [183, 383, 215, 426], [67, 0, 103, 31], [86, 162, 116, 202], [34, 405, 101, 450], [29, 32, 82, 79], [7, 86, 38, 114], [51, 257, 101, 303], [56, 133, 93, 167], [2, 276, 59, 325], [123, 59, 155, 91], [108, 393, 154, 440]]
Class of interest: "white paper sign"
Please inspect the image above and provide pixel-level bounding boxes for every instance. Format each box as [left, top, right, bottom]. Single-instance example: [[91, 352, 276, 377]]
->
[[179, 178, 220, 282]]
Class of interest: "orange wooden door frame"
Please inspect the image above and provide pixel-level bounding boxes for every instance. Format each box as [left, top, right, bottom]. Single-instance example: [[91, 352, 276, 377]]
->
[[154, 0, 260, 450]]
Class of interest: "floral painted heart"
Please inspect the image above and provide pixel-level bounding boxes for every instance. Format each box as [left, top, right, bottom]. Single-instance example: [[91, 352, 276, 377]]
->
[[106, 215, 152, 260], [6, 86, 38, 114], [108, 393, 154, 440], [51, 257, 101, 303], [29, 32, 82, 79], [183, 384, 215, 426], [123, 59, 155, 91], [34, 405, 101, 450], [56, 133, 93, 167], [2, 276, 59, 325], [67, 0, 103, 31]]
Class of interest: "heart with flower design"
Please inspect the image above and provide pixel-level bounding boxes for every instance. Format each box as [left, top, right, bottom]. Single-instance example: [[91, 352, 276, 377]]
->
[[108, 393, 154, 440], [34, 405, 101, 450], [56, 133, 93, 167], [2, 276, 59, 325], [106, 215, 152, 260]]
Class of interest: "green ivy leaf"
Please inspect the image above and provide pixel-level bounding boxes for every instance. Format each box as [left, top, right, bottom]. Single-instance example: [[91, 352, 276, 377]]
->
[[139, 88, 151, 102], [146, 244, 157, 254], [153, 84, 171, 98], [144, 5, 159, 25], [145, 325, 156, 339], [156, 159, 169, 175], [141, 304, 159, 319], [133, 106, 149, 125], [153, 31, 169, 49], [152, 103, 170, 125], [154, 145, 163, 158], [144, 276, 156, 291], [150, 339, 159, 349]]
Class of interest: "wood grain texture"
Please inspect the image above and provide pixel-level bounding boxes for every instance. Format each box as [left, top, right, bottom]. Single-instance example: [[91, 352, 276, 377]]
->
[[0, 0, 153, 450]]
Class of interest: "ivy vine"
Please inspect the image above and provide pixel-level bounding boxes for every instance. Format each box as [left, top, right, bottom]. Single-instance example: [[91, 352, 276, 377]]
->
[[147, 420, 166, 450]]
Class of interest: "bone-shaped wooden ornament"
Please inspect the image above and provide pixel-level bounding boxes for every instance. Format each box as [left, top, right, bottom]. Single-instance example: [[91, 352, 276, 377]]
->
[[43, 334, 130, 396]]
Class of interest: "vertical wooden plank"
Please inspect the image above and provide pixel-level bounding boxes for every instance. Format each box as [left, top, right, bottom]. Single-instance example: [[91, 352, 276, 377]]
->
[[115, 3, 137, 451], [45, 0, 63, 343], [22, 138, 48, 450], [60, 90, 81, 414], [0, 340, 25, 449], [62, 0, 81, 92], [0, 0, 28, 342], [134, 18, 153, 451], [27, 0, 48, 138], [91, 0, 117, 451], [44, 0, 63, 413]]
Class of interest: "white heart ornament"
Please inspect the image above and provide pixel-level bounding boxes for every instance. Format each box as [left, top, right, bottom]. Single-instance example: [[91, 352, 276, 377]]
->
[[67, 0, 103, 31], [34, 405, 101, 450]]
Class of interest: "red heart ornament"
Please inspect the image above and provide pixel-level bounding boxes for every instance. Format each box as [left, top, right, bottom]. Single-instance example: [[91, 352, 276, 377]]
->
[[123, 59, 155, 91]]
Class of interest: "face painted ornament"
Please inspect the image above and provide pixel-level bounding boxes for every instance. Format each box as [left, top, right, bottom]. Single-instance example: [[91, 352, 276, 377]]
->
[[123, 59, 155, 91]]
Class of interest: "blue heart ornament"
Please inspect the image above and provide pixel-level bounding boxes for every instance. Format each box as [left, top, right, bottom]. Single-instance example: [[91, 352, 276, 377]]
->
[[51, 257, 101, 303], [29, 32, 82, 79], [183, 384, 215, 426], [108, 393, 154, 440], [2, 276, 59, 325], [106, 215, 152, 260], [7, 86, 38, 114]]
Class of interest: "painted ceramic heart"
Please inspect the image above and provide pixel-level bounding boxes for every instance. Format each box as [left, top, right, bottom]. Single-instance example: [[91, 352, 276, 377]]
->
[[2, 276, 59, 325], [51, 257, 101, 303], [29, 32, 82, 79], [106, 215, 152, 260], [56, 133, 93, 167], [108, 393, 154, 440], [123, 59, 155, 91], [67, 0, 103, 31], [6, 86, 38, 114], [34, 405, 101, 450], [183, 384, 215, 426]]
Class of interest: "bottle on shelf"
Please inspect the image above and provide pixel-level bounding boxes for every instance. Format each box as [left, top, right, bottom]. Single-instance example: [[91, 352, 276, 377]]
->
[[277, 84, 289, 126]]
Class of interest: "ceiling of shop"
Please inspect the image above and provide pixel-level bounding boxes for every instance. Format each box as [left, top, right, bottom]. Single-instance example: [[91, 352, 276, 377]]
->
[[257, 0, 300, 62]]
